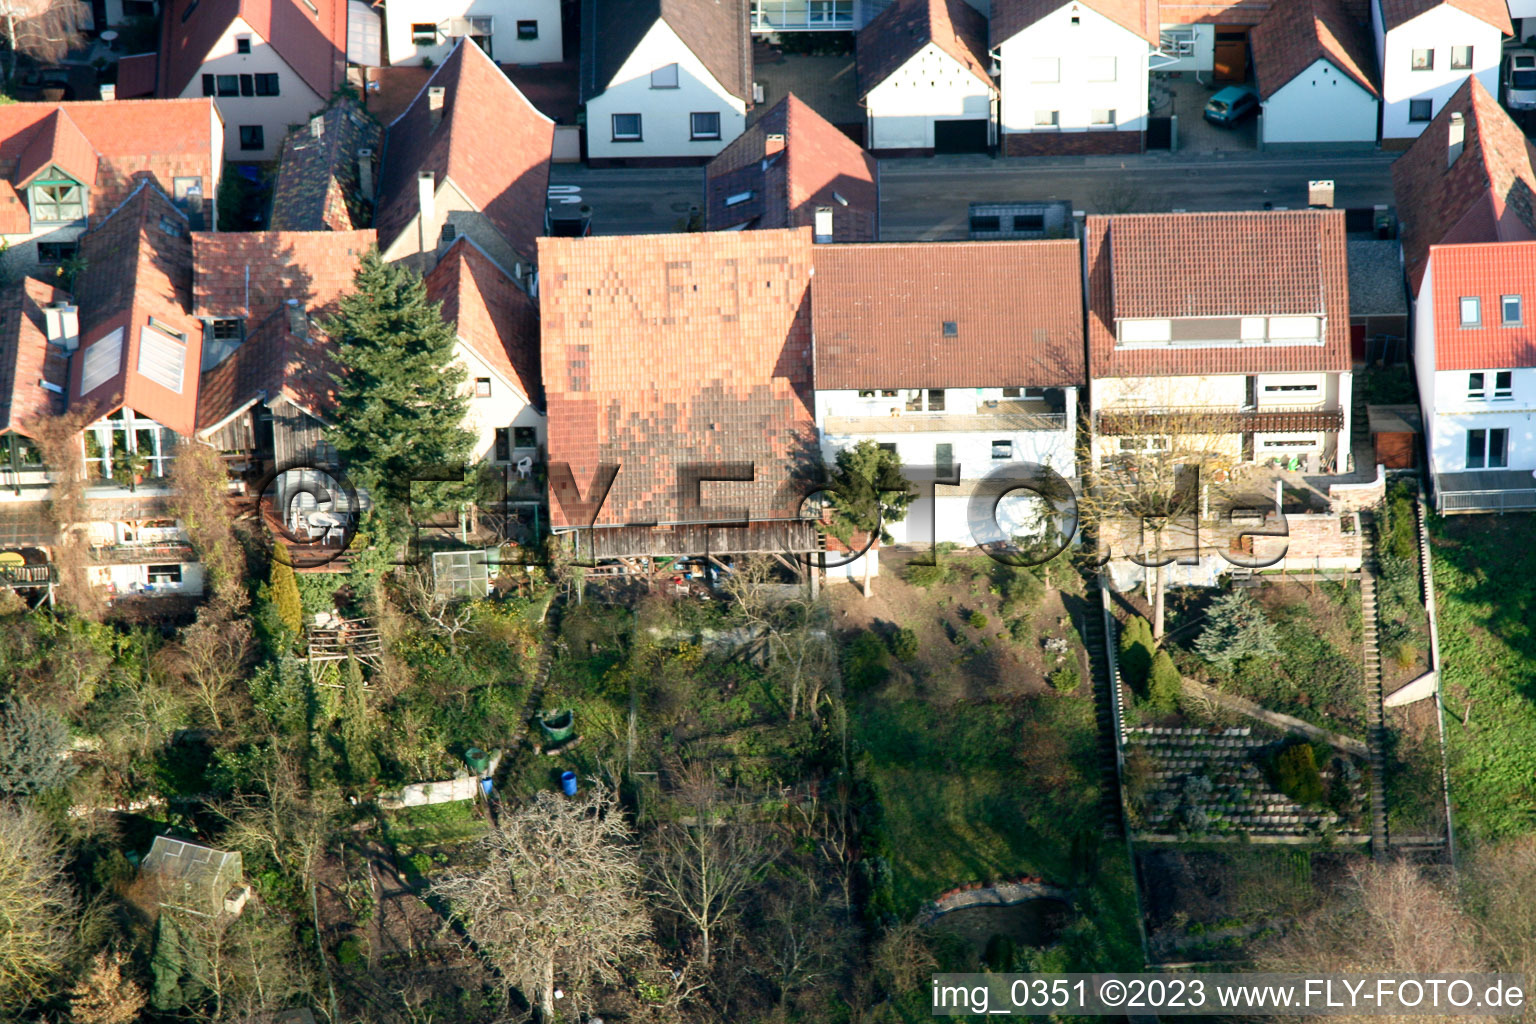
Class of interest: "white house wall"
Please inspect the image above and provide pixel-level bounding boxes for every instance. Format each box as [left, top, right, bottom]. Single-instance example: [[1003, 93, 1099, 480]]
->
[[997, 5, 1150, 138], [1153, 22, 1214, 73], [1428, 367, 1536, 471], [1412, 267, 1440, 467], [1375, 4, 1500, 141], [384, 0, 562, 66], [864, 43, 995, 149], [457, 339, 545, 463], [175, 14, 325, 160], [585, 19, 746, 160], [1261, 58, 1379, 144]]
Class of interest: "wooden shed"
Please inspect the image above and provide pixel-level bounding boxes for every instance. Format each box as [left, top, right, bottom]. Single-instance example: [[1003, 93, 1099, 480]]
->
[[1368, 404, 1421, 469]]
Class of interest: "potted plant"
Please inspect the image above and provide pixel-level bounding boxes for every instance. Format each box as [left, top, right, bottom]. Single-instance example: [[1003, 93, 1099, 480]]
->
[[112, 448, 148, 491]]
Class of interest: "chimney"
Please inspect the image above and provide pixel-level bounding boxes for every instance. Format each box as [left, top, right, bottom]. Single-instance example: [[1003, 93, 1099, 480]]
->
[[813, 206, 833, 243], [1448, 112, 1466, 166], [286, 298, 308, 339], [43, 303, 78, 352], [309, 114, 325, 139], [417, 170, 436, 252], [428, 86, 446, 129], [765, 132, 785, 156], [99, 83, 115, 101], [356, 147, 375, 201]]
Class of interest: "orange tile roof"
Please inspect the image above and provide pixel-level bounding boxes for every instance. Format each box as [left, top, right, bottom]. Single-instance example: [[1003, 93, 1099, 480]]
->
[[191, 229, 375, 323], [0, 277, 71, 434], [538, 228, 817, 530], [69, 182, 204, 437], [992, 0, 1159, 45], [1425, 242, 1536, 370], [15, 108, 98, 187], [376, 39, 554, 265], [0, 100, 217, 227], [858, 0, 995, 97], [1250, 0, 1378, 99], [705, 93, 878, 241], [1392, 76, 1536, 294], [195, 305, 339, 432], [812, 240, 1085, 389], [425, 238, 543, 407], [1085, 210, 1352, 378], [158, 0, 347, 100], [1378, 0, 1509, 32]]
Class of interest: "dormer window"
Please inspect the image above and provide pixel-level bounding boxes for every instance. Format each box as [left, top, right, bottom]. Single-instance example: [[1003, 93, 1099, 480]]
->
[[30, 168, 84, 223]]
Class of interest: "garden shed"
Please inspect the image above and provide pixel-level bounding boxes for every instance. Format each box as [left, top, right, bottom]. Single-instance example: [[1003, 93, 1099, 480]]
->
[[141, 836, 249, 918]]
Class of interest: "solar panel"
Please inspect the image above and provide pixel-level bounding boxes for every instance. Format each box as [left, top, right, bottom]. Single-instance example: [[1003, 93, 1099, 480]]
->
[[79, 328, 123, 395]]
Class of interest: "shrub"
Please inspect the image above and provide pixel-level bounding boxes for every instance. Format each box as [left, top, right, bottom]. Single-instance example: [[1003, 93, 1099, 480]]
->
[[903, 561, 950, 588], [967, 610, 989, 630], [1147, 651, 1182, 712], [268, 547, 304, 636], [1194, 591, 1279, 673], [889, 626, 919, 663], [1117, 616, 1154, 694], [994, 564, 1044, 617], [1048, 662, 1081, 693], [843, 631, 890, 693], [1270, 742, 1326, 805], [1008, 618, 1030, 643]]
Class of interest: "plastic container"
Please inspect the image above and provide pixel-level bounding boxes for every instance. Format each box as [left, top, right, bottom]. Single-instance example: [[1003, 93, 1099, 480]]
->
[[465, 747, 490, 774], [560, 771, 578, 797], [538, 710, 576, 743]]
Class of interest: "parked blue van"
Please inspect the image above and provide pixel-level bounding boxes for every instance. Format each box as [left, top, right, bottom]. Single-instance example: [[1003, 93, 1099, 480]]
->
[[1204, 85, 1260, 126]]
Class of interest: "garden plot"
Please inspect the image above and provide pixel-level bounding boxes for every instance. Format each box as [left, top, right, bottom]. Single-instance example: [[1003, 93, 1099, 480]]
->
[[1124, 726, 1368, 841]]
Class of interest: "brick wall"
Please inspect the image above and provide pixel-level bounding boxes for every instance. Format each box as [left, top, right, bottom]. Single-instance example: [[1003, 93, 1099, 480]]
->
[[1251, 512, 1363, 569], [1329, 465, 1386, 513], [1003, 131, 1143, 157]]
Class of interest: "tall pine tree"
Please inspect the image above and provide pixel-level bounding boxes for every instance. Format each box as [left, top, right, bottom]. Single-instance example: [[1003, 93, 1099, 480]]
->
[[324, 250, 474, 518]]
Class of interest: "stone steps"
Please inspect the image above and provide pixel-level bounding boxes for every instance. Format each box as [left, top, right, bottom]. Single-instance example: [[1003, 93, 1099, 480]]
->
[[1359, 514, 1389, 860]]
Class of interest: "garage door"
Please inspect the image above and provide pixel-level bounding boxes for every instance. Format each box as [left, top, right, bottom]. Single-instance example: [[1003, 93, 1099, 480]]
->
[[934, 119, 989, 153]]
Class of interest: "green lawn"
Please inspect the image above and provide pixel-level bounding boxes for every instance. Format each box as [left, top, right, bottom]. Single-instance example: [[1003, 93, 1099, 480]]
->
[[1429, 515, 1536, 840], [854, 694, 1143, 967]]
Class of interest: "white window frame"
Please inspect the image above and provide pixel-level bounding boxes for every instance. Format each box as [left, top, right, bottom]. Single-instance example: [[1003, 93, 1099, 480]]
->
[[651, 63, 679, 89], [611, 113, 642, 141], [1460, 296, 1482, 327]]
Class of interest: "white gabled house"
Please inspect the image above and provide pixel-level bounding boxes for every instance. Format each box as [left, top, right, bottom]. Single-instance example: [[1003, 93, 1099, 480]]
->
[[857, 0, 996, 152], [579, 0, 751, 163], [1371, 0, 1507, 144], [382, 0, 563, 66], [992, 0, 1158, 156], [811, 240, 1085, 546], [1250, 0, 1380, 146]]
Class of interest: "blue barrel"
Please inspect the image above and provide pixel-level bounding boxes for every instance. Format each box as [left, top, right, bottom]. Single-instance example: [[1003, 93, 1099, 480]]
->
[[560, 771, 578, 797]]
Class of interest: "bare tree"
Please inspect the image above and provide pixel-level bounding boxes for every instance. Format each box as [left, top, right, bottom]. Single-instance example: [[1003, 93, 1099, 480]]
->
[[169, 441, 248, 613], [648, 762, 777, 968], [429, 784, 653, 1021], [398, 566, 477, 655], [27, 410, 104, 618], [0, 0, 87, 83], [69, 950, 147, 1024], [163, 609, 253, 732], [0, 803, 75, 1011], [720, 557, 836, 721], [1079, 385, 1249, 639]]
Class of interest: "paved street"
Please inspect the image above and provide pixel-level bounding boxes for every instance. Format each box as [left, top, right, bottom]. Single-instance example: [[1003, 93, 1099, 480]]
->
[[550, 149, 1401, 240]]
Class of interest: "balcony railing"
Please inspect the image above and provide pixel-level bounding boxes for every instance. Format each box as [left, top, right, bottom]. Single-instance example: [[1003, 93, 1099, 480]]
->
[[825, 403, 1069, 435], [91, 542, 196, 565], [1095, 405, 1344, 435], [0, 563, 53, 588], [1434, 470, 1536, 514]]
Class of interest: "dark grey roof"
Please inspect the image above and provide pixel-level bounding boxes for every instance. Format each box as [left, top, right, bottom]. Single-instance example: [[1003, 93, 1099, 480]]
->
[[1347, 240, 1408, 317], [579, 0, 750, 103]]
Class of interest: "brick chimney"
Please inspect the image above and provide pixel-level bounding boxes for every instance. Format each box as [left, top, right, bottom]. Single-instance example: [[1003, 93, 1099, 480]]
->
[[1448, 112, 1465, 167], [428, 86, 446, 129], [357, 148, 374, 201]]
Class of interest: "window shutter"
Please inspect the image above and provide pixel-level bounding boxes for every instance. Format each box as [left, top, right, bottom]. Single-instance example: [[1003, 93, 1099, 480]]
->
[[240, 74, 254, 96], [202, 74, 214, 96]]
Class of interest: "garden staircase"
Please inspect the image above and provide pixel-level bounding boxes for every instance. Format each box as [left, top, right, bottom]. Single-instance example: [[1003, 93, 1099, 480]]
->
[[1082, 575, 1125, 838], [1359, 515, 1389, 860]]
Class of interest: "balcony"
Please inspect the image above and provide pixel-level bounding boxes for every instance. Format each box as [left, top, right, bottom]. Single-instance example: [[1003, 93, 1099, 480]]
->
[[825, 401, 1069, 436], [1095, 405, 1345, 436], [90, 542, 196, 565], [1433, 470, 1536, 514]]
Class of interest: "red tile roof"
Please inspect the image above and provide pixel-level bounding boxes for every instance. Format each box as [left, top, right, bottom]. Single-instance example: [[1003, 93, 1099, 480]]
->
[[538, 228, 816, 530], [191, 228, 375, 323], [1085, 210, 1352, 378], [425, 238, 543, 407], [1378, 0, 1509, 32], [1250, 0, 1378, 99], [0, 277, 71, 434], [196, 302, 339, 432], [580, 0, 751, 103], [158, 0, 347, 100], [0, 100, 218, 227], [115, 53, 159, 99], [69, 182, 204, 437], [1391, 76, 1536, 294], [15, 108, 98, 187], [812, 240, 1085, 389], [992, 0, 1159, 45], [375, 39, 554, 264], [1425, 242, 1536, 369], [1154, 0, 1271, 25], [361, 66, 434, 125], [859, 0, 994, 96], [705, 93, 877, 241]]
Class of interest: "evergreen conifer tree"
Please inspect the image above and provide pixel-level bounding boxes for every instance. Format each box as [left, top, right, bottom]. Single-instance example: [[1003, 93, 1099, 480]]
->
[[1117, 615, 1154, 695], [324, 250, 474, 517], [1194, 591, 1280, 673], [1148, 650, 1182, 712], [268, 546, 304, 637]]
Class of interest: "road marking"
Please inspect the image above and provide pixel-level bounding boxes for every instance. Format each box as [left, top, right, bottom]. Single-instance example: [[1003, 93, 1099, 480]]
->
[[548, 185, 582, 205]]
